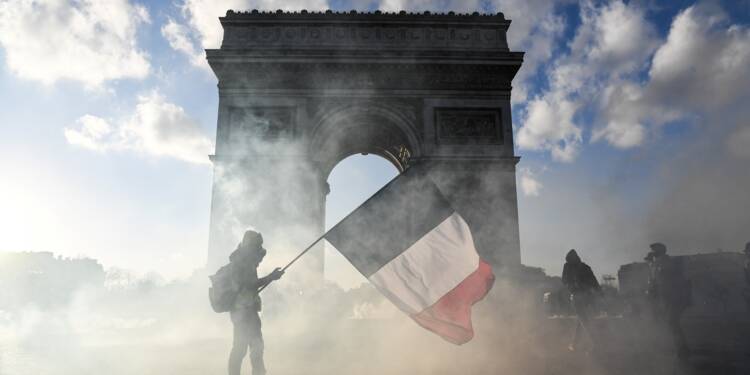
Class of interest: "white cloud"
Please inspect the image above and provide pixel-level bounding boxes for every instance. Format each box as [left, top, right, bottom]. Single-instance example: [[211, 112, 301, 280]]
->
[[592, 120, 645, 149], [164, 0, 328, 68], [492, 0, 569, 104], [161, 19, 206, 69], [572, 0, 658, 74], [64, 115, 116, 152], [592, 81, 647, 148], [519, 168, 543, 197], [594, 4, 750, 150], [516, 1, 659, 158], [516, 2, 750, 158], [0, 0, 151, 88], [647, 4, 750, 112], [517, 95, 581, 162], [65, 92, 214, 165]]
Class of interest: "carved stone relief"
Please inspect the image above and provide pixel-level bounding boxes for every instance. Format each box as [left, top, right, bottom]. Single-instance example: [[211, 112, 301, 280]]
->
[[222, 25, 506, 51], [435, 108, 503, 145], [218, 63, 511, 91], [229, 106, 295, 139]]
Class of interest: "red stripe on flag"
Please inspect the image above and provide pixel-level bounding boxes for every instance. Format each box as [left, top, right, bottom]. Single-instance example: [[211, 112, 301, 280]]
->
[[410, 260, 495, 345]]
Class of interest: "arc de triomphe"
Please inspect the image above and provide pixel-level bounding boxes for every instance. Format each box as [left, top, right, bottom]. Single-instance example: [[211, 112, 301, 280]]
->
[[206, 10, 524, 280]]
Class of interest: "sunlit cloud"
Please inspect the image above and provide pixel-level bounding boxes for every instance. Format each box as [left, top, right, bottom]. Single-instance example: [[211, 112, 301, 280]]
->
[[161, 18, 208, 70], [516, 0, 658, 160], [517, 95, 582, 162], [65, 92, 214, 165], [0, 0, 151, 88], [514, 1, 750, 161], [519, 168, 543, 197]]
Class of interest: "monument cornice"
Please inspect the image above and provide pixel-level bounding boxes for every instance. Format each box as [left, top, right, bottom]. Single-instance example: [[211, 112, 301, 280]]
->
[[222, 9, 509, 25], [218, 9, 515, 53], [206, 49, 524, 64], [216, 89, 511, 98], [210, 61, 516, 91]]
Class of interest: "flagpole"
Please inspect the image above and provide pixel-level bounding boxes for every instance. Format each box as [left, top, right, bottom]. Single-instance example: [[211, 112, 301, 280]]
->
[[280, 233, 327, 273], [257, 232, 327, 293], [258, 165, 414, 293]]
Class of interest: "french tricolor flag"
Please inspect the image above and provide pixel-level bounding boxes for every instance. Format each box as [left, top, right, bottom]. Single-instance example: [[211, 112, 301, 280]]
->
[[325, 166, 495, 345]]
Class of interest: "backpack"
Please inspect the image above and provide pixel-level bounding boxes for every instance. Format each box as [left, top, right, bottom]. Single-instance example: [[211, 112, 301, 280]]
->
[[209, 263, 238, 313]]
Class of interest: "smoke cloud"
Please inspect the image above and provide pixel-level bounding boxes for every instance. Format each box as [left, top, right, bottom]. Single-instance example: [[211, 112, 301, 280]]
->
[[4, 2, 749, 375]]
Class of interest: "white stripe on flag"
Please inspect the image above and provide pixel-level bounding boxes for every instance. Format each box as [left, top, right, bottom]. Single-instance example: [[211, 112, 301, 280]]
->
[[367, 212, 479, 314]]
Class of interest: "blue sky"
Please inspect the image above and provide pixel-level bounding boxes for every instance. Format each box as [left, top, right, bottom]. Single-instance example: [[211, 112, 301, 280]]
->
[[0, 0, 749, 285]]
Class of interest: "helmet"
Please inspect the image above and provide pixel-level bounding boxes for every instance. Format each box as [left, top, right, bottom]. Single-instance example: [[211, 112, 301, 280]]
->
[[230, 230, 266, 263], [649, 243, 667, 256], [241, 230, 263, 249]]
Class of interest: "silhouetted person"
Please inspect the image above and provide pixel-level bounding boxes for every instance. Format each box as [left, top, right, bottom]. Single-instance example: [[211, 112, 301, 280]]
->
[[228, 230, 283, 375], [562, 249, 601, 352], [743, 242, 750, 309], [645, 243, 691, 360]]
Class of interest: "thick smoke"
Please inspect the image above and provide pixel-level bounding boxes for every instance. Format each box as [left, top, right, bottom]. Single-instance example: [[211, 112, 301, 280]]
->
[[644, 108, 750, 255], [4, 4, 749, 375], [0, 257, 697, 375]]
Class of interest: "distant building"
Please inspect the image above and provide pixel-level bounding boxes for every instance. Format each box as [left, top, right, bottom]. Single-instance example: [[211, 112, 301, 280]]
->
[[618, 252, 747, 317], [0, 251, 105, 309]]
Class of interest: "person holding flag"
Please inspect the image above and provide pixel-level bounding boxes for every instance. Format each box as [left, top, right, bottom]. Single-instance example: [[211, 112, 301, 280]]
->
[[225, 230, 284, 375], [261, 165, 495, 345]]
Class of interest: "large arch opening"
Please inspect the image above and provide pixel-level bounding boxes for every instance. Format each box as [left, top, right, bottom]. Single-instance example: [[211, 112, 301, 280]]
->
[[324, 154, 399, 289], [309, 103, 420, 178], [311, 104, 419, 287]]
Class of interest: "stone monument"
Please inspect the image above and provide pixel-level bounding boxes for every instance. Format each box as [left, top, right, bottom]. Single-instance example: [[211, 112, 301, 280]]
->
[[206, 10, 525, 281]]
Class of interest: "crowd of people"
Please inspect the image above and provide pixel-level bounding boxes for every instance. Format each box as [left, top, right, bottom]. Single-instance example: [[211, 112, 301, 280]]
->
[[562, 242, 750, 362]]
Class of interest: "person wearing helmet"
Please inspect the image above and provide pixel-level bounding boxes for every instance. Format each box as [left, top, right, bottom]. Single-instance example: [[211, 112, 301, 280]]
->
[[646, 242, 691, 360], [562, 249, 601, 353], [227, 230, 284, 375]]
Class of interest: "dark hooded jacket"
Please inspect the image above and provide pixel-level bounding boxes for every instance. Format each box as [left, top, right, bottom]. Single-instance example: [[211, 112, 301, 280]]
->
[[229, 246, 264, 311], [647, 253, 691, 310], [562, 250, 601, 295]]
